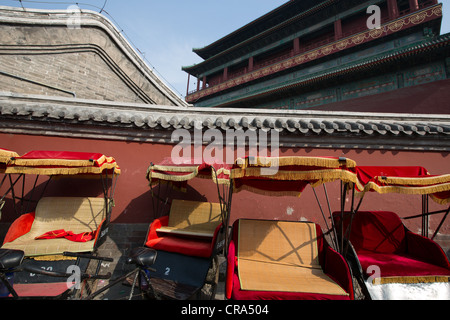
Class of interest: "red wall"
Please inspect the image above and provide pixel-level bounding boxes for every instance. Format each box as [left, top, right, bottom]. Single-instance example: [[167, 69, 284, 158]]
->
[[0, 132, 449, 236]]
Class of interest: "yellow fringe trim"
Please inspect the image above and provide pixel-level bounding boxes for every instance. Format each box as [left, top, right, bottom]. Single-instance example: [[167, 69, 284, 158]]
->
[[377, 174, 450, 186], [4, 165, 120, 176], [148, 164, 232, 186], [430, 194, 450, 205], [231, 168, 357, 184], [372, 276, 450, 285], [150, 164, 201, 173], [11, 155, 111, 167], [233, 183, 303, 197], [235, 156, 357, 169], [147, 164, 200, 182], [0, 149, 19, 164], [149, 171, 199, 182], [211, 167, 231, 185], [359, 181, 450, 196]]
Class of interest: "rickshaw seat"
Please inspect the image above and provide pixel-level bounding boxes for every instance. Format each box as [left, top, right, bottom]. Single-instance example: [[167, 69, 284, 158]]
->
[[145, 200, 223, 258], [226, 219, 353, 300], [333, 211, 450, 284], [156, 200, 222, 238], [2, 197, 106, 257]]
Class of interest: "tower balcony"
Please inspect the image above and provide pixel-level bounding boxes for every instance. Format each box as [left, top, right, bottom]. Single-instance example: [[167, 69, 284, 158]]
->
[[185, 0, 440, 104]]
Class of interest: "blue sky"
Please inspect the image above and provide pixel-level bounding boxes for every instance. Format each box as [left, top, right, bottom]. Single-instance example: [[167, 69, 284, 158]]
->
[[1, 0, 449, 100]]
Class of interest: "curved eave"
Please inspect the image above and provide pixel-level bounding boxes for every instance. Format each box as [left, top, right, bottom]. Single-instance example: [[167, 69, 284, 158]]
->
[[190, 0, 336, 64], [184, 3, 441, 77], [195, 32, 450, 108]]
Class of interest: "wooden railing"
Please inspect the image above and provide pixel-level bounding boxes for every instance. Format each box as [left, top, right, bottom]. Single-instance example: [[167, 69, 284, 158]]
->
[[187, 0, 438, 97]]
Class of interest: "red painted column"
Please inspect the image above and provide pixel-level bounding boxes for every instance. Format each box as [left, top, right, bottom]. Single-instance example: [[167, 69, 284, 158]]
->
[[409, 0, 419, 11], [248, 57, 254, 72], [223, 67, 228, 82], [334, 20, 342, 41], [387, 0, 399, 19], [202, 76, 206, 90], [293, 38, 300, 54]]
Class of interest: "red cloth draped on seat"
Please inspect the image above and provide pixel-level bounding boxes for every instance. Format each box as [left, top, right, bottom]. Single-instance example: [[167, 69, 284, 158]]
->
[[35, 230, 97, 243]]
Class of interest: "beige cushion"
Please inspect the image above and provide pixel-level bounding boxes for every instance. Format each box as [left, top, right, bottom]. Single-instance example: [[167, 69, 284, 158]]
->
[[237, 219, 348, 296], [2, 197, 105, 257], [157, 199, 222, 238]]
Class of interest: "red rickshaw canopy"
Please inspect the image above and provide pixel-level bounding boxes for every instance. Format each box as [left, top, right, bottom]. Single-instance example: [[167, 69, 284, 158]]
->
[[230, 156, 358, 196], [0, 148, 19, 173], [147, 156, 357, 196], [4, 150, 121, 176], [355, 166, 450, 204], [146, 157, 231, 189]]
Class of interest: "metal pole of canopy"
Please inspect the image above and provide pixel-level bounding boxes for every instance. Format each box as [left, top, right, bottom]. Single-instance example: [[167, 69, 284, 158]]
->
[[0, 174, 22, 213], [0, 174, 7, 191], [312, 186, 337, 251], [211, 166, 232, 256], [432, 205, 450, 241], [404, 205, 450, 240], [343, 186, 356, 258], [101, 169, 110, 226], [421, 194, 430, 238], [339, 182, 348, 254]]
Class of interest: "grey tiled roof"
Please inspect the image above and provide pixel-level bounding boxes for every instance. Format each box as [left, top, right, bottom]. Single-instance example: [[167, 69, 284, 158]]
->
[[1, 93, 449, 139]]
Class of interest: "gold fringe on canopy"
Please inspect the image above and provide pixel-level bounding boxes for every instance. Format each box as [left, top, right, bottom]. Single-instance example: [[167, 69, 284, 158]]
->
[[377, 174, 450, 186], [0, 148, 19, 164], [149, 164, 201, 173], [11, 155, 112, 168], [232, 183, 303, 197], [211, 167, 231, 185], [4, 164, 120, 176], [231, 167, 357, 184], [360, 181, 450, 197], [148, 163, 231, 186], [430, 194, 450, 205], [235, 156, 357, 169], [372, 276, 450, 285], [147, 163, 201, 182], [148, 169, 199, 182]]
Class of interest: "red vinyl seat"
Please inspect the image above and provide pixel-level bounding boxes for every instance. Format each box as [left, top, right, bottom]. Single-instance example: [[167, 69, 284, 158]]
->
[[334, 211, 450, 284], [225, 219, 354, 300], [145, 215, 222, 258]]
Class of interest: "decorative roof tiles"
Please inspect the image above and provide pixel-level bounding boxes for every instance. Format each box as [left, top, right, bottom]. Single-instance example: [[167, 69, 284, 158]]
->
[[1, 93, 449, 139]]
